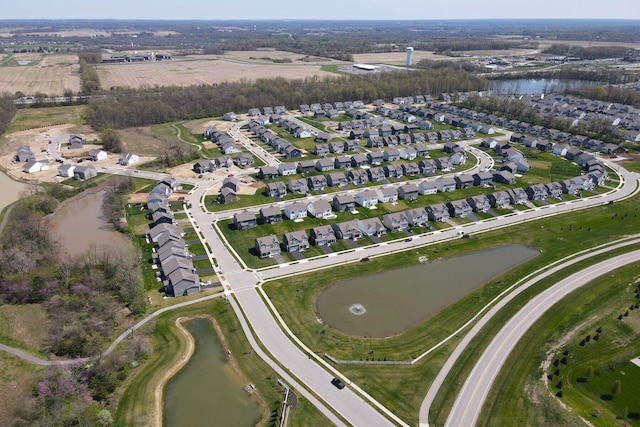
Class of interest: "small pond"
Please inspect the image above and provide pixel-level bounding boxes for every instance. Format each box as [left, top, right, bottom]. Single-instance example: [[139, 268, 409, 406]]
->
[[17, 60, 32, 65], [315, 244, 539, 337], [48, 190, 129, 256], [164, 318, 262, 427], [0, 170, 27, 212]]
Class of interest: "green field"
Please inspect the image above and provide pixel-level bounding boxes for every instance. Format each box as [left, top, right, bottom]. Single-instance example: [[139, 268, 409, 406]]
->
[[8, 105, 87, 132]]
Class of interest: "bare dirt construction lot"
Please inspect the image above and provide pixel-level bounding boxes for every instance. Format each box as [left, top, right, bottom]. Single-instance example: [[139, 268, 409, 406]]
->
[[97, 51, 343, 89], [0, 53, 81, 96]]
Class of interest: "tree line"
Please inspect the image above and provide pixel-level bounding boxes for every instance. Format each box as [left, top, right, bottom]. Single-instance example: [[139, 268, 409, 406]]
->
[[79, 59, 101, 94], [542, 44, 630, 60], [86, 67, 488, 129], [0, 93, 17, 136]]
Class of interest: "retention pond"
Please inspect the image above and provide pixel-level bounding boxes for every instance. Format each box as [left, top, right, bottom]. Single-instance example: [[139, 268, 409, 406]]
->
[[164, 318, 262, 427], [315, 244, 539, 337]]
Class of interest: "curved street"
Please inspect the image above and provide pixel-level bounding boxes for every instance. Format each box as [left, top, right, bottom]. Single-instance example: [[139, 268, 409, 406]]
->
[[444, 249, 640, 427]]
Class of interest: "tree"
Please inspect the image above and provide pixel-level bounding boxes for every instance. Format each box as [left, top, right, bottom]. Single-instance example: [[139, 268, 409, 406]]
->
[[612, 380, 622, 398], [100, 128, 123, 153], [96, 409, 114, 426]]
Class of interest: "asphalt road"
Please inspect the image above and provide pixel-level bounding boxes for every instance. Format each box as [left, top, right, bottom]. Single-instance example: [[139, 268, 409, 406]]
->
[[445, 249, 640, 427]]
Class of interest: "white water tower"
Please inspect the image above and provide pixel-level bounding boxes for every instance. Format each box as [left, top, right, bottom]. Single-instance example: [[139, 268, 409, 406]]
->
[[406, 47, 414, 66]]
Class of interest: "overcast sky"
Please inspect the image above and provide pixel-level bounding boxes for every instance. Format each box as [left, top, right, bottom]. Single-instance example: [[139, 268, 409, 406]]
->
[[3, 0, 640, 20]]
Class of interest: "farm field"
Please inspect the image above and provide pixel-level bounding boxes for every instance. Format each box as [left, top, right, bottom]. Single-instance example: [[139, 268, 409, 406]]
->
[[352, 50, 455, 65], [0, 53, 80, 96], [97, 51, 342, 89]]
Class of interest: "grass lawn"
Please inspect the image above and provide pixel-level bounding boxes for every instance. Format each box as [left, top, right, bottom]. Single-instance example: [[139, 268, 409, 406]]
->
[[8, 105, 86, 132], [477, 264, 640, 427], [115, 298, 332, 427], [262, 192, 640, 425], [0, 352, 44, 426], [0, 304, 49, 357]]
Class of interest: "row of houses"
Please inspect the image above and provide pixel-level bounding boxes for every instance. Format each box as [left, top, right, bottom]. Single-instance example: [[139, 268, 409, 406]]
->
[[247, 119, 304, 159], [203, 125, 244, 155], [145, 178, 201, 298], [299, 100, 366, 115]]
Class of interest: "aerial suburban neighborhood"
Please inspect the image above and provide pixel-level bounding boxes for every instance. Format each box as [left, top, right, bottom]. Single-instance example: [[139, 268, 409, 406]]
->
[[0, 14, 639, 427]]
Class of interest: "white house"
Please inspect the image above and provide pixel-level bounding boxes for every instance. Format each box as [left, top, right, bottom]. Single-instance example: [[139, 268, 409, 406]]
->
[[354, 190, 378, 208], [284, 202, 308, 220], [118, 153, 139, 166], [57, 164, 76, 177], [307, 199, 333, 219], [23, 160, 49, 174], [88, 149, 108, 162]]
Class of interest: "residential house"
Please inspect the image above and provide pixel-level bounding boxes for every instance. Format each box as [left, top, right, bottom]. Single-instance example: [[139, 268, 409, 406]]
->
[[88, 149, 107, 162], [218, 187, 238, 204], [315, 132, 330, 143], [435, 157, 453, 171], [526, 184, 549, 200], [344, 140, 360, 152], [14, 145, 35, 162], [500, 162, 518, 175], [220, 142, 242, 155], [402, 162, 421, 177], [382, 212, 409, 232], [310, 225, 337, 246], [259, 165, 279, 179], [450, 151, 467, 166], [414, 144, 430, 157], [282, 145, 303, 159], [329, 143, 344, 154], [148, 223, 183, 243], [223, 112, 237, 121], [67, 134, 85, 149], [455, 174, 474, 189], [473, 171, 494, 186], [355, 190, 379, 208], [348, 169, 369, 185], [307, 199, 333, 219], [418, 159, 438, 174], [398, 183, 419, 201], [278, 162, 298, 176], [73, 165, 97, 180], [294, 128, 312, 138], [315, 158, 335, 172], [367, 167, 386, 182], [297, 160, 316, 174], [119, 153, 139, 166], [333, 156, 351, 169], [215, 155, 234, 169], [377, 187, 398, 203], [426, 203, 450, 222], [351, 153, 368, 167], [327, 172, 348, 187], [332, 194, 356, 212], [399, 146, 418, 161], [383, 148, 401, 162], [493, 170, 516, 185], [265, 181, 287, 198], [307, 175, 328, 192], [405, 208, 430, 228], [314, 144, 330, 157], [255, 235, 281, 258], [367, 151, 384, 165], [560, 179, 581, 195], [602, 143, 626, 155], [488, 191, 512, 209], [234, 153, 254, 168], [418, 180, 438, 195], [288, 178, 309, 194], [165, 269, 200, 297], [467, 195, 491, 213], [332, 221, 362, 240], [259, 206, 283, 224], [357, 218, 387, 237], [57, 164, 76, 178], [283, 231, 310, 252], [194, 160, 217, 174], [514, 159, 532, 173], [233, 211, 257, 230], [508, 188, 528, 205], [545, 182, 564, 199], [384, 164, 404, 179], [447, 199, 473, 217], [284, 202, 307, 220], [435, 176, 456, 192]]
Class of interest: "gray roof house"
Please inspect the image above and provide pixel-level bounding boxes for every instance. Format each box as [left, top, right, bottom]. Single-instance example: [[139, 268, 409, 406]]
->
[[545, 182, 564, 199], [284, 202, 308, 220], [307, 175, 327, 191], [447, 199, 473, 217], [402, 162, 420, 176], [493, 170, 516, 185], [436, 176, 456, 192], [259, 165, 279, 180], [310, 225, 337, 246], [259, 206, 283, 224], [332, 221, 362, 240], [307, 199, 333, 219], [283, 231, 310, 252], [426, 203, 450, 222], [455, 174, 474, 189], [526, 184, 549, 200], [508, 188, 529, 205], [377, 187, 398, 203], [418, 159, 438, 174], [357, 218, 386, 237], [473, 171, 494, 186], [288, 178, 309, 194], [334, 156, 352, 169], [348, 169, 369, 185], [332, 194, 356, 212], [384, 164, 404, 179], [316, 157, 335, 172], [382, 212, 409, 232], [255, 235, 281, 258], [265, 181, 287, 198], [351, 153, 368, 167], [419, 180, 438, 195], [367, 166, 386, 182], [367, 151, 384, 165], [405, 208, 430, 228], [398, 183, 419, 201], [218, 187, 238, 204], [15, 146, 35, 162], [355, 190, 378, 208], [488, 191, 511, 209], [327, 172, 348, 187], [166, 269, 200, 297], [435, 157, 453, 171], [297, 160, 316, 174], [73, 165, 97, 180], [233, 211, 257, 230], [467, 195, 491, 213]]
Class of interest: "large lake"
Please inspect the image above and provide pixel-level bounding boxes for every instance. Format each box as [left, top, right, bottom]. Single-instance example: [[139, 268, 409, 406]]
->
[[489, 78, 601, 94], [315, 244, 539, 337], [164, 318, 262, 427]]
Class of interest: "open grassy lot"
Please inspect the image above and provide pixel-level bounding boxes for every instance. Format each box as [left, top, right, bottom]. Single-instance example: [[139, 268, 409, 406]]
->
[[7, 105, 87, 133], [0, 352, 44, 426], [477, 265, 640, 427], [0, 53, 81, 96], [115, 298, 332, 427], [0, 304, 49, 356], [263, 191, 640, 425]]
